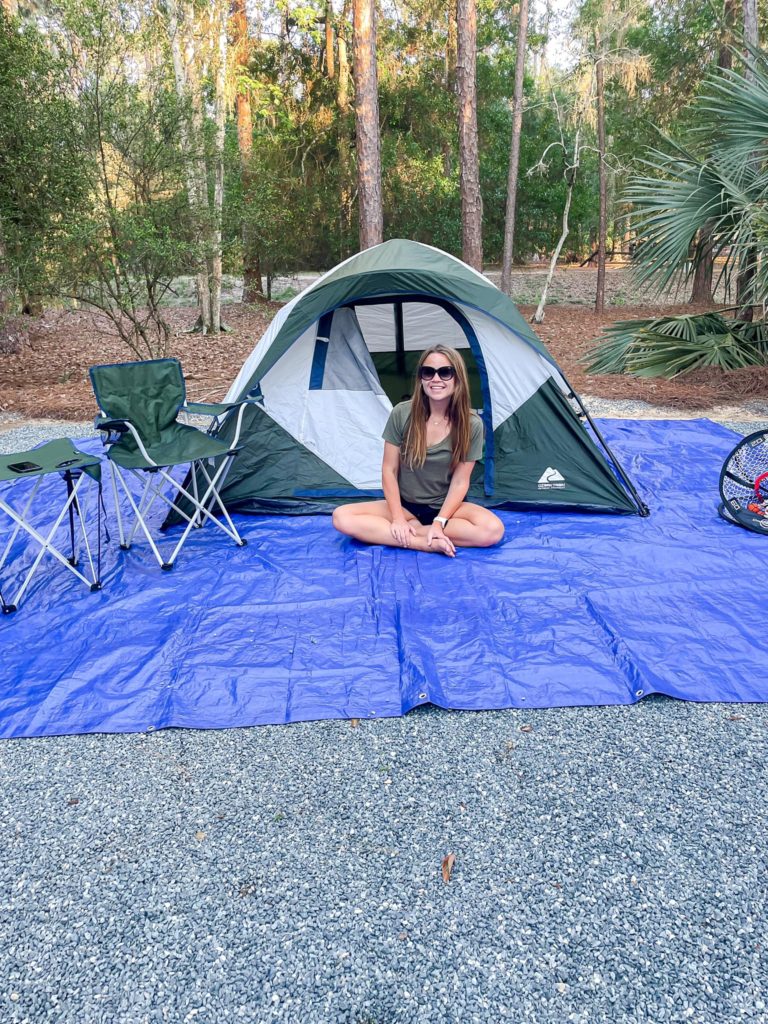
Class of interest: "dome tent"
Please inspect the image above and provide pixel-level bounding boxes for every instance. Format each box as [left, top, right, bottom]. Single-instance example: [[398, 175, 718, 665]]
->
[[211, 240, 646, 517]]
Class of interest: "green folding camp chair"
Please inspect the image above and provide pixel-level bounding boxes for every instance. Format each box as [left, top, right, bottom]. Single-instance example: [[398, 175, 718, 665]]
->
[[89, 358, 252, 570], [0, 438, 103, 613]]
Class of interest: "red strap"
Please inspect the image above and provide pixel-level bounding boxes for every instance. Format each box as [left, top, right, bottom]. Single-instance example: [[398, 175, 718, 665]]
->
[[755, 471, 768, 497]]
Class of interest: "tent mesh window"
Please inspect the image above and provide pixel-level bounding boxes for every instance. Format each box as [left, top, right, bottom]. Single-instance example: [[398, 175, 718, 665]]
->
[[352, 299, 485, 408]]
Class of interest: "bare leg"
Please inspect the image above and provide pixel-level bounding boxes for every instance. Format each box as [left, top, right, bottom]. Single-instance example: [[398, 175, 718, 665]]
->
[[443, 503, 504, 548], [332, 500, 420, 547], [332, 500, 503, 554]]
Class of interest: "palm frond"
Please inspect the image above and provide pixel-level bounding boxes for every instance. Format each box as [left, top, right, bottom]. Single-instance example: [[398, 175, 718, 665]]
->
[[696, 67, 768, 167], [626, 159, 747, 293], [583, 313, 768, 378], [625, 57, 768, 306]]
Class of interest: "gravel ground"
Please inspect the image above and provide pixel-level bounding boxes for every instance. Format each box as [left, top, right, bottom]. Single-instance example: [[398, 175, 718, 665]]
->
[[1, 399, 767, 457], [1, 409, 767, 1024]]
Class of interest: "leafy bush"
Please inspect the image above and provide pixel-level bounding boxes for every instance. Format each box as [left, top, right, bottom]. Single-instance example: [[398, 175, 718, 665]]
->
[[584, 312, 768, 377]]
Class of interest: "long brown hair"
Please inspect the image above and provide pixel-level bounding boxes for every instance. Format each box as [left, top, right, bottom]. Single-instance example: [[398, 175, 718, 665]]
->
[[402, 345, 473, 471]]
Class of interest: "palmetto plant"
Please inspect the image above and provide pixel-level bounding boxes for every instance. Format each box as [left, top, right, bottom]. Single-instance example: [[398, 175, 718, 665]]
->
[[585, 49, 768, 378], [627, 49, 768, 305], [584, 312, 768, 377]]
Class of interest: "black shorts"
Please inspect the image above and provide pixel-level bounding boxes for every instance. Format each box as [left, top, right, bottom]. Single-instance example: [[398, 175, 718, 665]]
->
[[401, 500, 441, 526]]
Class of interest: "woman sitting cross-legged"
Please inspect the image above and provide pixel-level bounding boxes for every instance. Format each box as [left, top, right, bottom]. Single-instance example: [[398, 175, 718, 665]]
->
[[332, 345, 505, 557]]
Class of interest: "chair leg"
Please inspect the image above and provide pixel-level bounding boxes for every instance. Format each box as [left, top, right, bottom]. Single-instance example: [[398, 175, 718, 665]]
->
[[196, 457, 244, 544], [150, 465, 241, 543], [111, 464, 168, 568], [165, 457, 244, 565], [126, 473, 155, 547], [107, 456, 244, 569], [110, 460, 127, 550], [191, 464, 202, 528]]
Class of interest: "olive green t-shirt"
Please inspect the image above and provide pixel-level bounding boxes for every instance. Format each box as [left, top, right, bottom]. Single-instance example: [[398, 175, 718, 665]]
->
[[382, 401, 484, 506]]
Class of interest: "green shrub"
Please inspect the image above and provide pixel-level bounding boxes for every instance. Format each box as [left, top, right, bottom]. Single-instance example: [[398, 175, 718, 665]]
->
[[584, 312, 768, 377]]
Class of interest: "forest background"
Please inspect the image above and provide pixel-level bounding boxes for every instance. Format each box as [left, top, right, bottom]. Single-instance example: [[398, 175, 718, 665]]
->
[[1, 0, 767, 417]]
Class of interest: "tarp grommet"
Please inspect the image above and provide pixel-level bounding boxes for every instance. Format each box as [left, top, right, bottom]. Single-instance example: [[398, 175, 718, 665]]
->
[[418, 692, 427, 700], [368, 710, 376, 717], [635, 690, 644, 697]]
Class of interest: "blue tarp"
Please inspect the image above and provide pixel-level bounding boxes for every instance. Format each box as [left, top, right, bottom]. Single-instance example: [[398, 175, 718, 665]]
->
[[0, 418, 765, 739]]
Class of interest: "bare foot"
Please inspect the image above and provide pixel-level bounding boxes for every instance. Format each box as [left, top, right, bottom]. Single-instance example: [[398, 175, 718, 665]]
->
[[427, 534, 456, 557]]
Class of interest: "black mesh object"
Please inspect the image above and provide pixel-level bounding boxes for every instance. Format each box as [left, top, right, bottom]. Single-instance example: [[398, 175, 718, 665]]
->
[[718, 429, 768, 535]]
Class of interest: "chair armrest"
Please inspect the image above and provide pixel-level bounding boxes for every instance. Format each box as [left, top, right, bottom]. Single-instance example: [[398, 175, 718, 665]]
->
[[182, 399, 260, 446], [183, 400, 258, 417], [93, 415, 157, 466], [94, 415, 131, 446], [94, 415, 129, 433]]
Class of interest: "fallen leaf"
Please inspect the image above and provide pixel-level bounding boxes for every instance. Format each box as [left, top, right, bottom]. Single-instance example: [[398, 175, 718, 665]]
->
[[727, 715, 744, 721], [195, 831, 206, 842], [350, 718, 360, 728], [398, 931, 408, 941], [520, 724, 533, 733], [441, 853, 456, 883], [67, 798, 80, 806]]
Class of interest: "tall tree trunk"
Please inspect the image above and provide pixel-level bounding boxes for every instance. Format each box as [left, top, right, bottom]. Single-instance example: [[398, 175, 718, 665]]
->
[[500, 0, 529, 295], [232, 0, 263, 302], [0, 214, 11, 317], [167, 0, 212, 331], [594, 45, 607, 314], [337, 1, 353, 255], [443, 0, 457, 177], [352, 0, 383, 250], [689, 225, 714, 304], [719, 0, 736, 69], [210, 0, 227, 334], [338, 3, 351, 111], [534, 0, 552, 80], [743, 0, 758, 68], [457, 0, 482, 270], [325, 0, 335, 77], [690, 0, 736, 304], [237, 89, 262, 302], [167, 0, 228, 333], [533, 129, 581, 324], [737, 0, 759, 319]]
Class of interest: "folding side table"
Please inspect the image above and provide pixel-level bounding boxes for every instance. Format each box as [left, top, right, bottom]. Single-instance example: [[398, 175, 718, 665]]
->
[[0, 438, 104, 613]]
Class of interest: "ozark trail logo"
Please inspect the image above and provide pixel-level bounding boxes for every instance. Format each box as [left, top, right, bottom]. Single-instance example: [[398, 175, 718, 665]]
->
[[538, 467, 566, 490]]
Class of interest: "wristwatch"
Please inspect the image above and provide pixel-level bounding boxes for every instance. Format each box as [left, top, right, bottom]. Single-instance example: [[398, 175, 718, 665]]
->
[[434, 516, 449, 528]]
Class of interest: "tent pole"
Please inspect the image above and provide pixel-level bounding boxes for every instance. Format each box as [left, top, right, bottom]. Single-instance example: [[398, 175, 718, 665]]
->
[[394, 301, 405, 376], [564, 379, 650, 517]]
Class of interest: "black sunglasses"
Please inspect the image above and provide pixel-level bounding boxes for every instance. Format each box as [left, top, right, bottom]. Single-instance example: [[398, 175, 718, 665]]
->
[[419, 365, 456, 381]]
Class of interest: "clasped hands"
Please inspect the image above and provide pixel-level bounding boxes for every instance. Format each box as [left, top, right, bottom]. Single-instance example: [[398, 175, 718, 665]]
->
[[390, 516, 456, 556]]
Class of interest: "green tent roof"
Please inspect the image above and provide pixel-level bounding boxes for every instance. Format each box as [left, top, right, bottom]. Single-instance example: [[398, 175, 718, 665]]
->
[[236, 239, 556, 396]]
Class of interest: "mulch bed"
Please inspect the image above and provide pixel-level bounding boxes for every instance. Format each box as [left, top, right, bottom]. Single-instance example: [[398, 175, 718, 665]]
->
[[1, 301, 767, 422]]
